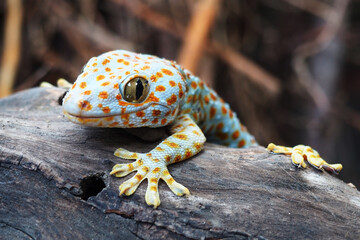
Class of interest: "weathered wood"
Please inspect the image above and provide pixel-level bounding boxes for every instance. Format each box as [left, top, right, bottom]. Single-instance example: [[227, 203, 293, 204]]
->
[[1, 87, 360, 239]]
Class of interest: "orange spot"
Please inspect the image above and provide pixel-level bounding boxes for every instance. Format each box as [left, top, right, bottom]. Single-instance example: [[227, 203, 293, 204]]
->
[[174, 134, 187, 140], [164, 141, 179, 148], [96, 75, 105, 81], [210, 93, 217, 101], [199, 82, 204, 89], [109, 122, 119, 127], [165, 155, 171, 162], [150, 186, 157, 192], [98, 91, 108, 99], [124, 61, 130, 66], [102, 106, 111, 113], [121, 114, 129, 121], [78, 100, 92, 111], [155, 85, 166, 92], [222, 106, 227, 114], [106, 116, 114, 121], [125, 71, 130, 75], [216, 123, 224, 131], [102, 59, 110, 65], [113, 83, 119, 89], [191, 81, 197, 89], [123, 54, 130, 58], [136, 111, 145, 117], [167, 178, 174, 184], [142, 119, 149, 124], [135, 174, 143, 181], [98, 122, 103, 127], [83, 90, 91, 95], [117, 59, 124, 63], [169, 80, 176, 87], [192, 130, 200, 136], [162, 69, 174, 76], [145, 92, 160, 103], [116, 94, 122, 100], [156, 72, 163, 78], [92, 62, 98, 67], [178, 83, 184, 98], [81, 72, 88, 78], [185, 149, 192, 158], [155, 147, 164, 151], [101, 81, 110, 87], [98, 103, 103, 108], [152, 110, 161, 116], [92, 68, 99, 73], [194, 142, 202, 150], [174, 155, 182, 162], [161, 118, 167, 125], [232, 130, 240, 140], [152, 118, 158, 124], [210, 107, 216, 118], [152, 167, 161, 174], [141, 65, 150, 70], [167, 94, 177, 105], [71, 83, 77, 89], [150, 178, 158, 183], [229, 110, 234, 118], [204, 95, 210, 104], [187, 96, 192, 103], [238, 140, 246, 148]]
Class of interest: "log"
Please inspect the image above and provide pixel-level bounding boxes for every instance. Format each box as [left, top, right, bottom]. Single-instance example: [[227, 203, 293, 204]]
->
[[1, 87, 359, 240]]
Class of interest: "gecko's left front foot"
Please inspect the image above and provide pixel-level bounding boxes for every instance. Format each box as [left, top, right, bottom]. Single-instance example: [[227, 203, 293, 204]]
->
[[110, 148, 190, 208], [267, 143, 343, 174]]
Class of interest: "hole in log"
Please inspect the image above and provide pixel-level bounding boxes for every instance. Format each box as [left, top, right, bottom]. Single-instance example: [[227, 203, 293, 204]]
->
[[80, 173, 106, 200]]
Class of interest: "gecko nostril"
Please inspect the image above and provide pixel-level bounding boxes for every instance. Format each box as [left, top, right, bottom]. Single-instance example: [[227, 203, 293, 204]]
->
[[58, 90, 68, 105]]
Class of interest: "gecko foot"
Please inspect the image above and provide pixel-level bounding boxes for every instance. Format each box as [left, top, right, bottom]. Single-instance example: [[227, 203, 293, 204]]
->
[[110, 148, 190, 208], [267, 143, 343, 174]]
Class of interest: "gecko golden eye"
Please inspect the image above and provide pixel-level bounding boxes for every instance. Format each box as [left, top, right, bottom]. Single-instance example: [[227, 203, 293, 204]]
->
[[123, 77, 150, 103]]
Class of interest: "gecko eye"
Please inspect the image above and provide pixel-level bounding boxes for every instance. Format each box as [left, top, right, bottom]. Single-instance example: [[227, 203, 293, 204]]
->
[[123, 77, 150, 103]]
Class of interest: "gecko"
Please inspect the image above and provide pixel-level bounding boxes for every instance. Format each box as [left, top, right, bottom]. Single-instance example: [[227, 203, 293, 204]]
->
[[58, 50, 343, 208]]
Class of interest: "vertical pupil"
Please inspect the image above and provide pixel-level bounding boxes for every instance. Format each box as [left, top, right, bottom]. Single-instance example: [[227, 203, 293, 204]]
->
[[135, 78, 144, 100]]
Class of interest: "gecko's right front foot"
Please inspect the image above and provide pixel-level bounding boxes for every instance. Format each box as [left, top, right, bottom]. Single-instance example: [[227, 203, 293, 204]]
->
[[110, 148, 190, 208]]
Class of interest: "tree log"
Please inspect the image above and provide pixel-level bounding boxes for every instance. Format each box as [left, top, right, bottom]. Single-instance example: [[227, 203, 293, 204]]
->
[[1, 87, 359, 239]]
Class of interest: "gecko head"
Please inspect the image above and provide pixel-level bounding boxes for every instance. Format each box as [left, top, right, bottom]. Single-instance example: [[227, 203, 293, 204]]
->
[[62, 50, 187, 128]]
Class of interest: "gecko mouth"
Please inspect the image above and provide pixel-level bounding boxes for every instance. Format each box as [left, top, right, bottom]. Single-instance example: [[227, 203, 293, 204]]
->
[[63, 102, 171, 120]]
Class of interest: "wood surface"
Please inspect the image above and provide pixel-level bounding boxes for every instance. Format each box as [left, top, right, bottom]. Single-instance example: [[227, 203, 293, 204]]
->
[[1, 87, 359, 240]]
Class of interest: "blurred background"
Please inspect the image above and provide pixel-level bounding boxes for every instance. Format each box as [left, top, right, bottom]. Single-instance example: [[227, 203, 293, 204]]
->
[[0, 0, 359, 187]]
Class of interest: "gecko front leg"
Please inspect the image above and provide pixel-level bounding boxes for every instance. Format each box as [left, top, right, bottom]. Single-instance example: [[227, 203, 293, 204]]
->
[[110, 114, 206, 208]]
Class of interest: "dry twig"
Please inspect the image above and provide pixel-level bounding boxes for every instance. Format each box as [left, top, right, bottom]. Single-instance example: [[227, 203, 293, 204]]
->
[[0, 0, 23, 98]]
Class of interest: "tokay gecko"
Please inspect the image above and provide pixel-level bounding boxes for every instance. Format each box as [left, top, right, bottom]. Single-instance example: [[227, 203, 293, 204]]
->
[[58, 50, 343, 208]]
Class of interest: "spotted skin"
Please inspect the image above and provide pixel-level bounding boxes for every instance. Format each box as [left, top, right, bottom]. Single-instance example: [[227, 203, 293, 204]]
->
[[62, 50, 342, 208]]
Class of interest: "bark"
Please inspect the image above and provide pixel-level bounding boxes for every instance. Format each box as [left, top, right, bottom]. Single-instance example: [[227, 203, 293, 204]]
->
[[1, 87, 359, 240]]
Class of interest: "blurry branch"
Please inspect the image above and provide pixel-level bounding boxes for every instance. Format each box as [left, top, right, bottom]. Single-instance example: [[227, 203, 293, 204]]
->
[[292, 0, 349, 112], [282, 0, 338, 22], [49, 1, 134, 54], [333, 105, 360, 132], [111, 0, 280, 96], [177, 0, 220, 73], [0, 0, 23, 98], [210, 43, 280, 95]]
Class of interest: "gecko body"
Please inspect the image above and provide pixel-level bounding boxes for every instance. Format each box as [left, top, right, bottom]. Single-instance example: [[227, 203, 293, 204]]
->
[[62, 50, 342, 208]]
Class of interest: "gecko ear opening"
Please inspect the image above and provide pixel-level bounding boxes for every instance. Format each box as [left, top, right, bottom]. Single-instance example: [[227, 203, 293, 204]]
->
[[122, 77, 150, 103]]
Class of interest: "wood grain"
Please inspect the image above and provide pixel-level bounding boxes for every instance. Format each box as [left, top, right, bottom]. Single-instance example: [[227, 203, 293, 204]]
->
[[1, 87, 359, 239]]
